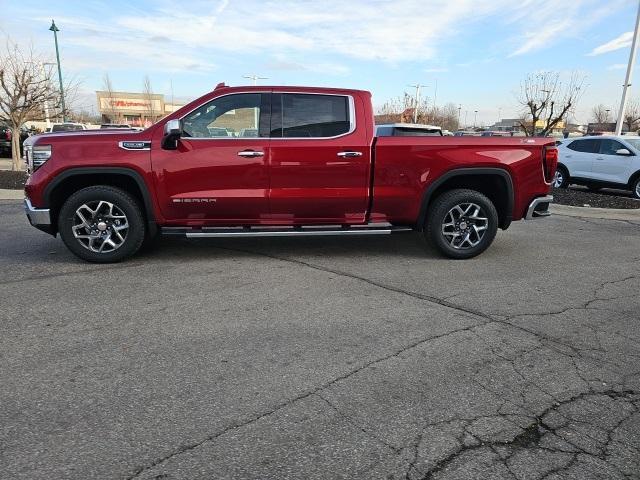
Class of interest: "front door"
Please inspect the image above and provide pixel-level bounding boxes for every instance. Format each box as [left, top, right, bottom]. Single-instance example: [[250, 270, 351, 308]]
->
[[592, 139, 634, 184], [268, 93, 371, 224], [151, 93, 271, 223]]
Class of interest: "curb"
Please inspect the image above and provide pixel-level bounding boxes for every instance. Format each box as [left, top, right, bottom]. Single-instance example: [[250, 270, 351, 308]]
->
[[0, 189, 23, 200], [551, 203, 640, 221]]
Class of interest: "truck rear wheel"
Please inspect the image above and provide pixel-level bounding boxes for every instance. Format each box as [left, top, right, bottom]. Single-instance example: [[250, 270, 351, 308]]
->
[[424, 189, 498, 259], [58, 186, 146, 263]]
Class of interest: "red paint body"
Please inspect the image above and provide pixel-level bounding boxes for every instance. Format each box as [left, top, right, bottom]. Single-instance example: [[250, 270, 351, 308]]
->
[[25, 86, 555, 229]]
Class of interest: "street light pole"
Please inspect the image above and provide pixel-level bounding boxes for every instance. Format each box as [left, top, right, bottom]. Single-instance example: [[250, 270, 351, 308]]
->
[[408, 84, 426, 123], [49, 20, 66, 122], [474, 110, 478, 128], [616, 1, 640, 136], [243, 74, 268, 128], [458, 104, 462, 127]]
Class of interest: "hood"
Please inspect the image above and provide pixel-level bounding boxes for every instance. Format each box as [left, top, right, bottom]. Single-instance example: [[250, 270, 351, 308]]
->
[[23, 128, 152, 147]]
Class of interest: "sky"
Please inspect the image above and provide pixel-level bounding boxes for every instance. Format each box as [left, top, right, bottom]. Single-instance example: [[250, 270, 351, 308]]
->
[[1, 0, 639, 125]]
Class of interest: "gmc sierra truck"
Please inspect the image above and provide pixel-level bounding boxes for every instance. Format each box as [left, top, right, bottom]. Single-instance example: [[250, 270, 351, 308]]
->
[[23, 84, 556, 263]]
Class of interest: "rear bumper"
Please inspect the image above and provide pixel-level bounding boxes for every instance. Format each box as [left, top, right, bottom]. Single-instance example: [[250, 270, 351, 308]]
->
[[525, 195, 553, 220], [24, 198, 54, 234]]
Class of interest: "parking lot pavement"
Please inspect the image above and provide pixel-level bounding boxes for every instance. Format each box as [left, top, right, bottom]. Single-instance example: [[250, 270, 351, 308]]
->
[[1, 199, 639, 480]]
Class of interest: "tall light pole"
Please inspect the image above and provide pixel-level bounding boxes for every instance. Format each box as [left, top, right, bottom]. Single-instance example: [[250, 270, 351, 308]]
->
[[243, 74, 268, 128], [408, 84, 426, 123], [616, 1, 640, 136], [474, 110, 478, 128], [458, 104, 462, 127], [49, 20, 66, 122]]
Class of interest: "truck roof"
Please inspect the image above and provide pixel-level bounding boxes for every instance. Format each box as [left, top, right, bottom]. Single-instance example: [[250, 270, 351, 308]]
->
[[213, 84, 371, 96]]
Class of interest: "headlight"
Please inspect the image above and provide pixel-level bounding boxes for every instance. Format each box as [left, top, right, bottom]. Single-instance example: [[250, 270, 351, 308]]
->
[[31, 145, 51, 171]]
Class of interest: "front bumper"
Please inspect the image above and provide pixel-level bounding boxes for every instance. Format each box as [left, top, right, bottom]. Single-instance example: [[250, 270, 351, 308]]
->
[[525, 195, 553, 220], [24, 198, 53, 234]]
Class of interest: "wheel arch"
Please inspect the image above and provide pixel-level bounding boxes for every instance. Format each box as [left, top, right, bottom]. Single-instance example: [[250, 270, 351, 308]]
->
[[417, 168, 514, 230], [43, 167, 157, 235]]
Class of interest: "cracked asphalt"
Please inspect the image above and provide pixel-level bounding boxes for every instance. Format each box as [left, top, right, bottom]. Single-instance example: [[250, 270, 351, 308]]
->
[[1, 199, 639, 480]]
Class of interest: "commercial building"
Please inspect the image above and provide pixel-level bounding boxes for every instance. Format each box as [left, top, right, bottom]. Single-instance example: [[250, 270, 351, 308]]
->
[[96, 91, 186, 127]]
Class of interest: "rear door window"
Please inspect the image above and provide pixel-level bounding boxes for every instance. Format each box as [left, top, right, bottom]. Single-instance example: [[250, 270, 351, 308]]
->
[[271, 93, 351, 138], [567, 139, 600, 153]]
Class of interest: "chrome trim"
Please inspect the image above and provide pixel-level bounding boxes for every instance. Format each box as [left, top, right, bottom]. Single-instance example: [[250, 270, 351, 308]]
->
[[525, 195, 553, 220], [237, 150, 265, 157], [118, 141, 151, 151], [185, 229, 395, 238], [177, 91, 357, 141], [24, 198, 51, 226], [337, 151, 363, 157], [172, 223, 412, 238]]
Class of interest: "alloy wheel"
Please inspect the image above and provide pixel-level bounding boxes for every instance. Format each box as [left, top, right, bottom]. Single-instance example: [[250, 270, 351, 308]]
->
[[553, 170, 564, 187], [441, 202, 489, 250], [72, 200, 129, 253]]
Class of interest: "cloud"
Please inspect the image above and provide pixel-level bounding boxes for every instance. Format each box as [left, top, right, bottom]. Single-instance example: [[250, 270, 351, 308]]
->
[[607, 63, 627, 70], [8, 0, 631, 78], [507, 0, 623, 57], [588, 32, 633, 56]]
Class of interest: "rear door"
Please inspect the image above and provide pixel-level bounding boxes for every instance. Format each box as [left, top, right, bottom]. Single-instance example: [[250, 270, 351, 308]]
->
[[564, 139, 600, 179], [592, 139, 634, 184], [268, 92, 371, 224]]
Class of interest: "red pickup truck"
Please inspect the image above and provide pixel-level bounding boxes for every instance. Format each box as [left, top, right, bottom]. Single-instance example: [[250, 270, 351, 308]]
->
[[23, 84, 556, 262]]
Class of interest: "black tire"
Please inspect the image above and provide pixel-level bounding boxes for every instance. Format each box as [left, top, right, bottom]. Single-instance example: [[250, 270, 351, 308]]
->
[[553, 165, 569, 188], [424, 189, 499, 259], [58, 186, 146, 263], [631, 176, 640, 200]]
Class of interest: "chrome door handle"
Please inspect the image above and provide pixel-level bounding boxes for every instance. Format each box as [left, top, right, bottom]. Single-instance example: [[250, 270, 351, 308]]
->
[[237, 150, 264, 158], [337, 151, 363, 157], [596, 157, 604, 160]]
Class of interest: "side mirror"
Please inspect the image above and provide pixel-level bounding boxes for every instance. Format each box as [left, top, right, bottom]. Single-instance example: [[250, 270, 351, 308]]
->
[[161, 119, 182, 150], [615, 148, 632, 156]]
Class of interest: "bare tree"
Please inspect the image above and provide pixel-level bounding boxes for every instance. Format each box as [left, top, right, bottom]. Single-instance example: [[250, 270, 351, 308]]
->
[[591, 104, 611, 124], [516, 71, 585, 137], [624, 99, 640, 133], [142, 75, 156, 125], [0, 40, 63, 170], [102, 73, 119, 123], [376, 94, 459, 130]]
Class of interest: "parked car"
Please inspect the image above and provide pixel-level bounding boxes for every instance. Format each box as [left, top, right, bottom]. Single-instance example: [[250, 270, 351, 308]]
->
[[376, 123, 442, 136], [50, 123, 87, 132], [207, 127, 232, 137], [555, 135, 640, 198], [238, 128, 258, 137], [100, 124, 133, 129], [23, 83, 556, 262], [0, 124, 31, 157]]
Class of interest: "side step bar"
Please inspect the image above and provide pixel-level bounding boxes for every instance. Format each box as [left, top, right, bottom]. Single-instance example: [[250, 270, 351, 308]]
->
[[162, 223, 413, 238]]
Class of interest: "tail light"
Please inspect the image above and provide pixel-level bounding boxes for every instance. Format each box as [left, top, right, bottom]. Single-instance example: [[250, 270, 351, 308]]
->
[[5, 130, 11, 141], [542, 146, 558, 183]]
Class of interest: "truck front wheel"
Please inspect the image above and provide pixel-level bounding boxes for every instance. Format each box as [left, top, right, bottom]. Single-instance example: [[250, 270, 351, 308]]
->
[[58, 186, 146, 263], [424, 189, 498, 259]]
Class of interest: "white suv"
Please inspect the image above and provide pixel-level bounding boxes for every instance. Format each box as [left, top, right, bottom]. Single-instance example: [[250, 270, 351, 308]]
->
[[555, 135, 640, 199]]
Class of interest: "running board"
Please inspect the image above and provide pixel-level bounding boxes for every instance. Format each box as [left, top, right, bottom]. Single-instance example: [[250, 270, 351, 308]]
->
[[161, 223, 413, 238]]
